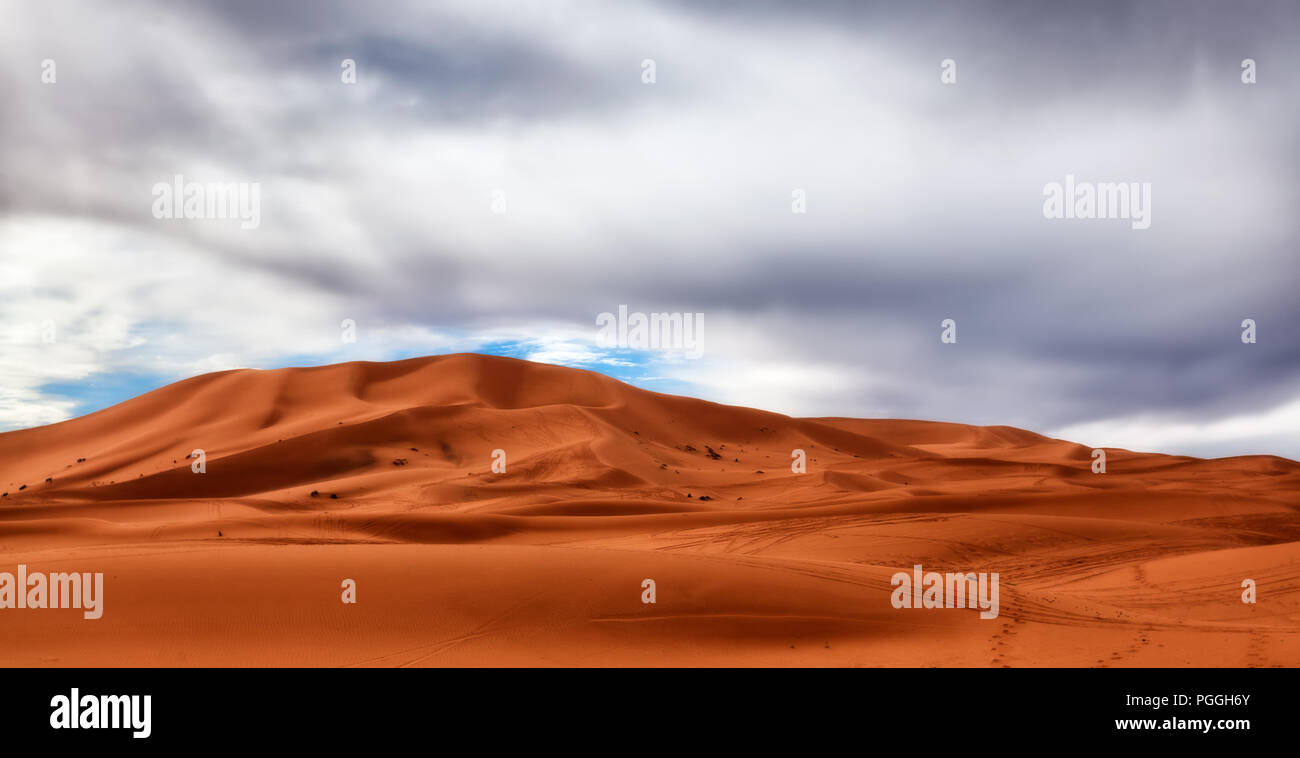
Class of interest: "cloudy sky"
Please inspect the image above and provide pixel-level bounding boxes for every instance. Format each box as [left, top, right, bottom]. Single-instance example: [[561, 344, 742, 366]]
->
[[2, 0, 1297, 459]]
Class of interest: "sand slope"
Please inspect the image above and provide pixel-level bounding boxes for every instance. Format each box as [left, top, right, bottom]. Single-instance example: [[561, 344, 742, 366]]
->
[[1, 353, 1297, 666]]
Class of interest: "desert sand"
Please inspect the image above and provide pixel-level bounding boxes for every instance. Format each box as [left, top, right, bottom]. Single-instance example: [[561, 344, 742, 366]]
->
[[1, 353, 1297, 667]]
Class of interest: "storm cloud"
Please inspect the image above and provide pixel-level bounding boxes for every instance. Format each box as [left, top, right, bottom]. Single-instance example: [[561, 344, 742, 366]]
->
[[1, 0, 1297, 458]]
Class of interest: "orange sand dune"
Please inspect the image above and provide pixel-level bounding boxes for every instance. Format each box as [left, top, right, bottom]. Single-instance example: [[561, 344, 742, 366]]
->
[[1, 353, 1298, 667]]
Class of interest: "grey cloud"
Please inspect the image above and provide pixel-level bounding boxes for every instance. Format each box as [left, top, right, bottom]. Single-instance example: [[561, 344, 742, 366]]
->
[[2, 0, 1298, 459]]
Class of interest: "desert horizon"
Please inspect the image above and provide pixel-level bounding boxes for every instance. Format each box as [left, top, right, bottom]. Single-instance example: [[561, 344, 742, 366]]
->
[[4, 0, 1296, 742], [2, 352, 1296, 667]]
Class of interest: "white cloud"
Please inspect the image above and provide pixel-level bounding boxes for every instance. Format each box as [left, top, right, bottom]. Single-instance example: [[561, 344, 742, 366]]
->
[[1052, 397, 1300, 460]]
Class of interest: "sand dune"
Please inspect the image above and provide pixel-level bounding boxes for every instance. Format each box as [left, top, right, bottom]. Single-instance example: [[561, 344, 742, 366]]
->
[[1, 353, 1297, 666]]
